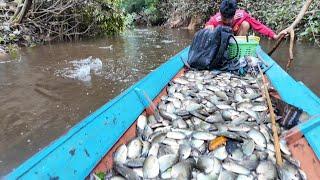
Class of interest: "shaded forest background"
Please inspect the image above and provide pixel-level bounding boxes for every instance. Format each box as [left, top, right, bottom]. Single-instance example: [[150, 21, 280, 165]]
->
[[0, 0, 319, 49]]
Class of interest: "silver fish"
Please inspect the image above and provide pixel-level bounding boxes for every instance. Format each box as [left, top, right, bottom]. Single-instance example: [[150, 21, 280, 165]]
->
[[125, 158, 145, 168], [179, 144, 192, 160], [218, 170, 236, 180], [234, 93, 244, 103], [229, 149, 244, 161], [216, 104, 233, 110], [161, 168, 172, 179], [214, 146, 228, 160], [222, 161, 250, 175], [222, 110, 239, 121], [110, 71, 307, 179], [149, 132, 166, 144], [171, 160, 194, 179], [247, 129, 267, 148], [114, 144, 127, 164], [172, 118, 188, 129], [132, 168, 143, 178], [278, 161, 303, 180], [280, 139, 291, 155], [243, 108, 258, 120], [160, 110, 178, 120], [173, 78, 189, 85], [212, 157, 222, 174], [143, 155, 159, 178], [137, 115, 147, 135], [166, 102, 176, 113], [259, 124, 271, 143], [184, 101, 202, 112], [141, 141, 150, 157], [205, 113, 224, 123], [158, 144, 179, 157], [114, 163, 140, 180], [251, 105, 268, 112], [242, 140, 255, 156], [237, 102, 253, 111], [162, 138, 179, 147], [142, 125, 153, 141], [227, 124, 251, 132], [127, 138, 142, 159], [192, 131, 216, 141], [236, 175, 254, 180], [158, 154, 178, 173], [147, 114, 157, 124], [191, 139, 205, 149], [256, 160, 277, 180], [238, 154, 259, 171], [197, 155, 215, 174], [148, 143, 160, 157], [231, 113, 249, 125], [166, 131, 186, 140], [109, 176, 126, 180], [215, 91, 229, 101], [196, 171, 219, 180]]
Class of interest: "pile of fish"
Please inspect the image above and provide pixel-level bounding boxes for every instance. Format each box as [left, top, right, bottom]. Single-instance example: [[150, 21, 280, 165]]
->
[[107, 70, 306, 180]]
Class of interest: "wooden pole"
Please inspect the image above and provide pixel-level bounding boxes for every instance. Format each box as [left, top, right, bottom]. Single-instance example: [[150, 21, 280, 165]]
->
[[268, 34, 285, 56], [258, 66, 283, 166]]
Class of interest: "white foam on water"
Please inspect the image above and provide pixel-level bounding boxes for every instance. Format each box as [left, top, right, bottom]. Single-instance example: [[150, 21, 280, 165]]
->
[[0, 60, 13, 64], [161, 40, 175, 44], [98, 45, 113, 50], [55, 56, 102, 82]]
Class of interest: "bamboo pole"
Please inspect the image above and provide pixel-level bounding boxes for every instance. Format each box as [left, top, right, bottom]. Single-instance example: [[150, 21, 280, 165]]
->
[[258, 66, 283, 166]]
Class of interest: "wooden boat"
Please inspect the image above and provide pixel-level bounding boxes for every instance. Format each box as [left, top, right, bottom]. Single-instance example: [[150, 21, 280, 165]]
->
[[6, 46, 320, 179]]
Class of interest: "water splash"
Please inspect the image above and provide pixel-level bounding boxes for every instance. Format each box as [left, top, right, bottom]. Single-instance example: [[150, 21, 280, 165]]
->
[[55, 56, 102, 82]]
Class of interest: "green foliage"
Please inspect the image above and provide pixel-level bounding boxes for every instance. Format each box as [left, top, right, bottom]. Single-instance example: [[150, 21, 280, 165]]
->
[[0, 36, 4, 44], [122, 0, 146, 13], [80, 0, 126, 36], [129, 0, 319, 44], [95, 172, 106, 180], [123, 13, 136, 28], [238, 0, 320, 44], [122, 0, 164, 25]]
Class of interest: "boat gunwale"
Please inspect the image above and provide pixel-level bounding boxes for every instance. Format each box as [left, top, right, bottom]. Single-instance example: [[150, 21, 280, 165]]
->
[[6, 45, 320, 179], [6, 47, 189, 179]]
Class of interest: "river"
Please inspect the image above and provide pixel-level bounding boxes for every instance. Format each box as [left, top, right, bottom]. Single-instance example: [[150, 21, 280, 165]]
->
[[0, 27, 319, 175]]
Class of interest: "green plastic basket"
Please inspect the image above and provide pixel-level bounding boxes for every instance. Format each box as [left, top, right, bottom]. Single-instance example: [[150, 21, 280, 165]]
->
[[228, 36, 260, 58]]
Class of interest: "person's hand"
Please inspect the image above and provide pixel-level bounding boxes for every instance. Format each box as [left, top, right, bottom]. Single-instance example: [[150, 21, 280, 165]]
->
[[273, 29, 289, 40], [205, 25, 215, 31]]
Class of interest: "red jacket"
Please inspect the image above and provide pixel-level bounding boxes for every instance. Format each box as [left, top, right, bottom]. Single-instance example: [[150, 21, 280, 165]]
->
[[206, 10, 276, 39]]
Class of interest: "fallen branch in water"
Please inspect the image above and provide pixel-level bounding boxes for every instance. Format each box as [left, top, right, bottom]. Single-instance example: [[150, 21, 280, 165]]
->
[[284, 0, 314, 71]]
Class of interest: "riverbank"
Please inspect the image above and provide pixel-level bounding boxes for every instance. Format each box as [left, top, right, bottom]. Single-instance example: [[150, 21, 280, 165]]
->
[[1, 0, 319, 54], [125, 0, 320, 45], [0, 0, 128, 54]]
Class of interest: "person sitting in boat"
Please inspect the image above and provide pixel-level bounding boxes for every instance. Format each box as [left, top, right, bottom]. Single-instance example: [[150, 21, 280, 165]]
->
[[205, 0, 287, 40]]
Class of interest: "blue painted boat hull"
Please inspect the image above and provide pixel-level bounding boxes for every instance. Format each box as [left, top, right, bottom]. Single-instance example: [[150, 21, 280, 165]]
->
[[6, 46, 320, 179]]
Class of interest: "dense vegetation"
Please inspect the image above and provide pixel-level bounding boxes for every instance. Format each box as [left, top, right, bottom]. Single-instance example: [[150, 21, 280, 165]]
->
[[124, 0, 320, 45], [0, 0, 319, 50], [0, 0, 127, 48]]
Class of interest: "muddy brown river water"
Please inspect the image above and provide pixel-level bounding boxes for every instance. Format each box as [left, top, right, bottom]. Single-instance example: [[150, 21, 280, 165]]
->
[[0, 27, 319, 175]]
